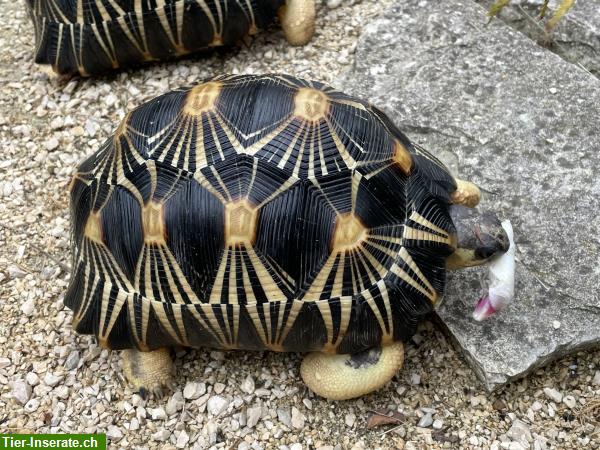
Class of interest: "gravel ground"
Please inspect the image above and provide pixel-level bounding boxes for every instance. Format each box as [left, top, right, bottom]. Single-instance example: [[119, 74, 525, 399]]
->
[[1, 0, 599, 449]]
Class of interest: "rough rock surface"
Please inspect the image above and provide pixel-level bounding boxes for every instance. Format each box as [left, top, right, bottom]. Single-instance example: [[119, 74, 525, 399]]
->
[[477, 0, 600, 78], [341, 0, 600, 390]]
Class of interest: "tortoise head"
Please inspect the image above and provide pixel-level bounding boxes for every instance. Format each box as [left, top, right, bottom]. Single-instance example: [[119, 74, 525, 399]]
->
[[446, 205, 510, 269]]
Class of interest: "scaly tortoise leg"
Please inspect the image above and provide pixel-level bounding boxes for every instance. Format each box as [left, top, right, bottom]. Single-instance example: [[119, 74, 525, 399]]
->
[[279, 0, 316, 46], [122, 348, 174, 398], [300, 342, 404, 400], [450, 179, 481, 208]]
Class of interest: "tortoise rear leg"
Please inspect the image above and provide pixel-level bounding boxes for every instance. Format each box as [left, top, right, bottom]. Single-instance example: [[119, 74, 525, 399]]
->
[[279, 0, 316, 45], [300, 342, 404, 400], [122, 348, 174, 398]]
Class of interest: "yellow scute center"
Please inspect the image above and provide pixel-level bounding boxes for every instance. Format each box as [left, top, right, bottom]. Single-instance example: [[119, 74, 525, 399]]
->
[[294, 88, 329, 122], [183, 82, 222, 116], [225, 200, 259, 246], [142, 201, 166, 244], [84, 212, 103, 243], [332, 213, 367, 251]]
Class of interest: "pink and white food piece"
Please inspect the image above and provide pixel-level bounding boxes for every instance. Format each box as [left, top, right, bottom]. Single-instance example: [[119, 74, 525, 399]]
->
[[473, 220, 515, 321]]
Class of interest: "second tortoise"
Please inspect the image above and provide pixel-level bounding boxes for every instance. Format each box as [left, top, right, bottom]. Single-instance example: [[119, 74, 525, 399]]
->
[[27, 0, 315, 76]]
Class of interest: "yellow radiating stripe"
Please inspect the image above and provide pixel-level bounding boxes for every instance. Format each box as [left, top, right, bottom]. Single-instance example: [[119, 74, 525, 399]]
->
[[193, 171, 227, 204], [205, 113, 226, 161], [277, 299, 302, 347], [359, 246, 388, 279], [245, 246, 286, 301], [256, 176, 298, 208], [292, 124, 310, 178], [317, 125, 328, 176], [213, 113, 246, 155], [209, 248, 229, 303], [403, 226, 452, 245], [409, 212, 449, 237], [326, 118, 357, 170], [228, 247, 238, 305], [163, 246, 202, 303], [246, 303, 268, 346], [364, 237, 400, 259], [354, 248, 377, 287], [362, 289, 387, 338], [243, 117, 295, 156], [98, 285, 129, 345], [351, 172, 362, 214], [391, 248, 438, 303], [330, 251, 346, 298], [316, 301, 334, 346], [210, 165, 231, 201], [187, 306, 222, 346], [278, 121, 306, 170], [150, 301, 185, 345], [369, 234, 403, 244], [303, 253, 337, 301], [200, 303, 229, 346]]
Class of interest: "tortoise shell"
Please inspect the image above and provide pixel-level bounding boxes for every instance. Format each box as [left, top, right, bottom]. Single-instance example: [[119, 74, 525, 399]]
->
[[27, 0, 285, 76], [66, 74, 458, 355]]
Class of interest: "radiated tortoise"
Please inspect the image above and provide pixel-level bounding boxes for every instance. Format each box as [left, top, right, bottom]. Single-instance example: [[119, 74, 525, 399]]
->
[[66, 74, 510, 400], [27, 0, 315, 76]]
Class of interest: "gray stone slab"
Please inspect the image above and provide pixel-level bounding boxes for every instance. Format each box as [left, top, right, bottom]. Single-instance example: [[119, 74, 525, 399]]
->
[[476, 0, 600, 78], [340, 0, 600, 391]]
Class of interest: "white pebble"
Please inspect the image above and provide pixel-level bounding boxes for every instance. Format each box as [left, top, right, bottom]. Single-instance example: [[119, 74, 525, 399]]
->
[[552, 320, 561, 329], [592, 371, 600, 385], [152, 430, 171, 442], [106, 425, 123, 441], [417, 412, 433, 428], [176, 430, 189, 448], [55, 386, 69, 399], [20, 298, 36, 316], [24, 398, 40, 412], [531, 400, 543, 411], [50, 117, 64, 129], [11, 380, 32, 405], [149, 407, 167, 420], [432, 419, 443, 430], [44, 372, 61, 387], [345, 413, 356, 427], [543, 387, 563, 403], [563, 395, 576, 409], [246, 406, 262, 428], [166, 391, 185, 415], [26, 372, 39, 386], [240, 375, 255, 394], [44, 137, 59, 151], [207, 395, 229, 416], [0, 357, 11, 369], [183, 381, 205, 400], [129, 418, 139, 431], [410, 373, 421, 385], [64, 351, 80, 370], [291, 407, 305, 429]]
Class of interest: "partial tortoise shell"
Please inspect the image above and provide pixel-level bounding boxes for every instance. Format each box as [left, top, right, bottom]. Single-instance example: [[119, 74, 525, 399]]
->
[[27, 0, 286, 76], [66, 74, 458, 355]]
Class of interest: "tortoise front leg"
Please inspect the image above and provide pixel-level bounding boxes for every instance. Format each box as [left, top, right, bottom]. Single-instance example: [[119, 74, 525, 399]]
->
[[300, 342, 404, 400], [279, 0, 316, 46], [450, 179, 481, 208], [122, 348, 174, 398]]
